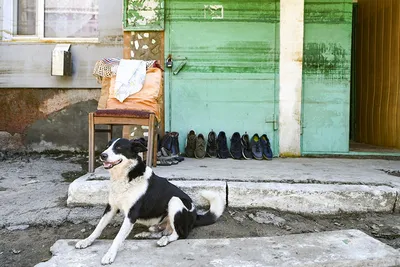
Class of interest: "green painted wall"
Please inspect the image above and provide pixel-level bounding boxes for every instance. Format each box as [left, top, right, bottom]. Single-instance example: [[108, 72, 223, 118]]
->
[[165, 0, 280, 154], [302, 0, 353, 153]]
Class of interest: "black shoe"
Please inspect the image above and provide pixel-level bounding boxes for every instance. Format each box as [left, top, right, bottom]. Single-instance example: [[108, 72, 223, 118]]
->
[[160, 132, 173, 157], [260, 134, 273, 160], [216, 131, 230, 159], [194, 133, 206, 159], [185, 130, 196, 157], [206, 130, 218, 158], [241, 132, 252, 159], [250, 134, 263, 160], [169, 132, 180, 156], [230, 132, 242, 159]]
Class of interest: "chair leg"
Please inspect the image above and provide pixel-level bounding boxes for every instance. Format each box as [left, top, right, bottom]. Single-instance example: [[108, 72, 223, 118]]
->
[[147, 114, 155, 167], [106, 125, 112, 141], [88, 113, 95, 173], [152, 125, 158, 167]]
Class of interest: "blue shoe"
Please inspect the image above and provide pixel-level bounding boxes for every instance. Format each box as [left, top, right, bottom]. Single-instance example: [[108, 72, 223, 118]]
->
[[260, 134, 273, 160], [230, 132, 242, 160], [250, 134, 263, 160], [170, 132, 180, 156]]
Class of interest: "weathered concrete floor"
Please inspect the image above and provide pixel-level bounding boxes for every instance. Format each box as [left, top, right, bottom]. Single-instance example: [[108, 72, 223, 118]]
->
[[36, 230, 400, 267], [68, 158, 400, 214], [91, 157, 400, 185]]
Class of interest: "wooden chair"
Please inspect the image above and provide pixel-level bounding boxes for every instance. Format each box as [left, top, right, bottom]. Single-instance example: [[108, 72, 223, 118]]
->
[[88, 67, 163, 173]]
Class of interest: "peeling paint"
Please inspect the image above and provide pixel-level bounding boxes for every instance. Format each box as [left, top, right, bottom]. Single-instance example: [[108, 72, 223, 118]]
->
[[39, 90, 100, 115], [124, 0, 164, 30]]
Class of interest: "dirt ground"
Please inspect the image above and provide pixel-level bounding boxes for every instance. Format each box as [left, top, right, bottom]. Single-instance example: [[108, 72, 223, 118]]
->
[[0, 153, 399, 267], [1, 208, 400, 267]]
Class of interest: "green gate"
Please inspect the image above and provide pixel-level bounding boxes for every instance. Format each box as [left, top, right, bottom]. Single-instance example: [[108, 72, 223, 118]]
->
[[302, 0, 353, 154], [165, 0, 280, 154]]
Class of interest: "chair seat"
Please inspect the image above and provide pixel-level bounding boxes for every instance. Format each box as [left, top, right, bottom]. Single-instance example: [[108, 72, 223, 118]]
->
[[94, 109, 155, 118]]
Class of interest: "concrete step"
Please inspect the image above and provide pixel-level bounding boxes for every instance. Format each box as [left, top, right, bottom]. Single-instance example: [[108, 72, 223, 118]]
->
[[36, 230, 400, 267], [67, 171, 399, 215]]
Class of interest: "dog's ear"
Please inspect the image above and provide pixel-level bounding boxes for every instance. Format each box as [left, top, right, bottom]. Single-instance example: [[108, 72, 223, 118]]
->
[[131, 141, 148, 153]]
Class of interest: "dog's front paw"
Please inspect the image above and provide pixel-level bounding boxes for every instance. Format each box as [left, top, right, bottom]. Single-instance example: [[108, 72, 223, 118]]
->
[[101, 249, 117, 265], [157, 236, 169, 247], [75, 238, 93, 249]]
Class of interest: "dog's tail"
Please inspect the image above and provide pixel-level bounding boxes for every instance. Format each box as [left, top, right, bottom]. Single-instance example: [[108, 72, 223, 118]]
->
[[194, 190, 225, 227]]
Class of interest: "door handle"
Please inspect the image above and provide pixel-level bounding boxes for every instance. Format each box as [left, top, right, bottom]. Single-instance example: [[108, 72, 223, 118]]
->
[[173, 60, 187, 75]]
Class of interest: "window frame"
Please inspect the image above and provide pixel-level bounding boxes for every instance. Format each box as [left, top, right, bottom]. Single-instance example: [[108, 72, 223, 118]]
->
[[3, 0, 99, 43]]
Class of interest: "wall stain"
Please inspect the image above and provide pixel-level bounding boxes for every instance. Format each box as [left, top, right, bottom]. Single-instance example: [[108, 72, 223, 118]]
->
[[0, 89, 99, 134], [303, 43, 350, 79]]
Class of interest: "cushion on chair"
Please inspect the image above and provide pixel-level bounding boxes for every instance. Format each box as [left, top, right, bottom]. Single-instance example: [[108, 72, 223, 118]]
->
[[105, 68, 163, 121], [94, 109, 153, 118]]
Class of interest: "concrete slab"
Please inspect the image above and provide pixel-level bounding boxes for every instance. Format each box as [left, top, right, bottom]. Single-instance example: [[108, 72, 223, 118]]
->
[[36, 230, 400, 267], [67, 175, 226, 208], [154, 158, 400, 185], [228, 182, 398, 214]]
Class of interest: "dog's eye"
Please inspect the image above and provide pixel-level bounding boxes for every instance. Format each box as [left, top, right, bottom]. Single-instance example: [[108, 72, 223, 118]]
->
[[115, 146, 121, 150]]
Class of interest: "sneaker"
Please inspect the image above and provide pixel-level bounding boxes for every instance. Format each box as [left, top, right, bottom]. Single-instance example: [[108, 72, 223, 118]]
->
[[185, 130, 196, 157], [194, 133, 206, 159], [206, 130, 218, 157], [260, 134, 273, 160], [216, 131, 230, 159], [169, 131, 180, 156], [230, 132, 242, 159], [250, 134, 263, 160], [241, 132, 253, 159]]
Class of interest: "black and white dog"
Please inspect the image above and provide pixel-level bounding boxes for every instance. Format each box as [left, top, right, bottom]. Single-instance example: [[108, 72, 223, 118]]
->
[[75, 138, 225, 265]]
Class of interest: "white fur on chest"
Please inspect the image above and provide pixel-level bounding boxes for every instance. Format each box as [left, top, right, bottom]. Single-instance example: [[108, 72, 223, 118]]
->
[[108, 166, 152, 216]]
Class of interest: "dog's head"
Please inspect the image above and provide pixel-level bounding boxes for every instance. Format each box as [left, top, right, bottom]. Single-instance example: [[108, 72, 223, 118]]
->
[[100, 138, 148, 170]]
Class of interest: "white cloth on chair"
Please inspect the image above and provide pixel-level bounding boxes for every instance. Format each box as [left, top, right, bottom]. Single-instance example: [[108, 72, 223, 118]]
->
[[114, 59, 146, 102]]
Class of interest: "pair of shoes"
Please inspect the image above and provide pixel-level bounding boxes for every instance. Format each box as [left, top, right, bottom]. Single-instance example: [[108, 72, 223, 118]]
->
[[250, 133, 273, 160], [230, 132, 257, 160], [216, 131, 230, 159], [160, 132, 180, 157], [185, 130, 206, 159]]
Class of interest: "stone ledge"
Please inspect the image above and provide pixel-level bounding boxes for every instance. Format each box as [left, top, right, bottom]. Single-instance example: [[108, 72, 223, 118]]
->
[[36, 230, 400, 267], [228, 182, 399, 214], [67, 175, 226, 208]]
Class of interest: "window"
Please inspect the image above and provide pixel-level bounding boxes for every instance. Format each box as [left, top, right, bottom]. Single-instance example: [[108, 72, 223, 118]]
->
[[8, 0, 99, 40]]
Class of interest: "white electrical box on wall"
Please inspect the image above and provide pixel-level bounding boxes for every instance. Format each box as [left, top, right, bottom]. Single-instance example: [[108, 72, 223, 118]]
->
[[51, 44, 72, 76]]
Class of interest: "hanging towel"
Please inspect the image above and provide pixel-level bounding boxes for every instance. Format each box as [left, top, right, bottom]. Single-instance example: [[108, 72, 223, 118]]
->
[[114, 59, 147, 102]]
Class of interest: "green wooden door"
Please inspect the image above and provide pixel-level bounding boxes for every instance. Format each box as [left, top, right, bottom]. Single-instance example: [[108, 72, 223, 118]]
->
[[301, 0, 353, 154], [165, 0, 280, 154]]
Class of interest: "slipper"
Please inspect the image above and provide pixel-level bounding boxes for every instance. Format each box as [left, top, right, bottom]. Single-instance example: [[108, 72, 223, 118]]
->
[[173, 156, 185, 162], [157, 159, 172, 166]]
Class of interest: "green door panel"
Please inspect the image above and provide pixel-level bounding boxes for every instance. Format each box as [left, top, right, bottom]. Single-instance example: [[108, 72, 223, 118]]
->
[[165, 0, 280, 154], [302, 0, 353, 153]]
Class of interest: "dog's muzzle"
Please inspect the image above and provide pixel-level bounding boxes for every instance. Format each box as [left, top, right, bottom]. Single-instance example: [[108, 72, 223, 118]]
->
[[102, 159, 122, 169]]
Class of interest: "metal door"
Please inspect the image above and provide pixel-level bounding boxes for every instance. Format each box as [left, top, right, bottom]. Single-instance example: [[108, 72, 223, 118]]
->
[[165, 0, 280, 154]]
